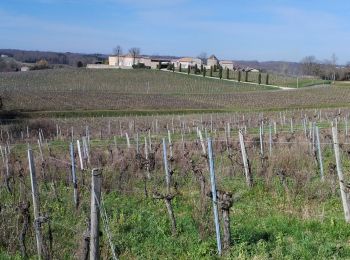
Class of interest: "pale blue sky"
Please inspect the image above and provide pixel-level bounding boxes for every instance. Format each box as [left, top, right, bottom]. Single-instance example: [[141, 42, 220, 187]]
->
[[0, 0, 349, 63]]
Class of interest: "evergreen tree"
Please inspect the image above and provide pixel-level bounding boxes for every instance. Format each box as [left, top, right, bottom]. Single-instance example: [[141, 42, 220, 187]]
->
[[266, 73, 269, 85], [214, 64, 217, 72], [226, 68, 229, 79], [187, 65, 190, 74], [179, 63, 182, 72], [200, 64, 203, 73], [245, 71, 248, 82], [210, 66, 213, 77], [172, 63, 175, 72], [203, 67, 206, 77], [194, 64, 198, 74], [258, 73, 261, 84], [219, 67, 223, 79], [238, 71, 241, 82]]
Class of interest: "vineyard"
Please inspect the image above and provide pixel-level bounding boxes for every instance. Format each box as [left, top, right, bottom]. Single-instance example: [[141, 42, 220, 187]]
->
[[0, 69, 348, 115], [2, 108, 350, 258]]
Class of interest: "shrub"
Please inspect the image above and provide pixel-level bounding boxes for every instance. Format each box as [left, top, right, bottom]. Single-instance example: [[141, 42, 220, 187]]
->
[[31, 59, 51, 70], [132, 63, 150, 69]]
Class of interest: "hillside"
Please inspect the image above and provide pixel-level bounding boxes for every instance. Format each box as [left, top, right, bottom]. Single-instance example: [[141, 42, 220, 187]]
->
[[0, 49, 106, 68]]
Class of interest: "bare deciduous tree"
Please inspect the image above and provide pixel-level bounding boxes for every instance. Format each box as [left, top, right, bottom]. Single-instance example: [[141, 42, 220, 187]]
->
[[113, 45, 123, 67], [128, 47, 141, 65], [197, 52, 207, 65], [300, 56, 321, 76]]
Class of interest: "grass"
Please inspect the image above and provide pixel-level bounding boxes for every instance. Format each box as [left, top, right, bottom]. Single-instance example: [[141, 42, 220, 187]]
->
[[2, 111, 350, 258]]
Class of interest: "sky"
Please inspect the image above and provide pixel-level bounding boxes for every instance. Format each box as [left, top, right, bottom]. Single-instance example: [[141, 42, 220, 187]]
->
[[0, 0, 349, 64]]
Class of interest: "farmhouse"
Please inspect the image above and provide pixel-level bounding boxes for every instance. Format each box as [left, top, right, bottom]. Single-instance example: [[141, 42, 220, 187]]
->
[[219, 60, 235, 70], [108, 54, 171, 69], [207, 55, 219, 67], [173, 57, 202, 69], [109, 53, 142, 68], [21, 66, 30, 72]]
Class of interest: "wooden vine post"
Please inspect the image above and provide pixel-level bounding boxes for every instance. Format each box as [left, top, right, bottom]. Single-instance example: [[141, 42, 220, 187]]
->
[[315, 126, 324, 181], [153, 138, 177, 236], [90, 168, 102, 260], [332, 126, 350, 222], [239, 130, 253, 187]]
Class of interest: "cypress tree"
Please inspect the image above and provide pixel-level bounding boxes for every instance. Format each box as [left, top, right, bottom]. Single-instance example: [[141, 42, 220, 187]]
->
[[219, 67, 223, 79], [226, 68, 229, 79], [179, 63, 182, 72], [210, 66, 213, 77], [266, 73, 269, 85], [187, 65, 190, 74], [238, 71, 241, 82], [194, 64, 198, 74], [203, 67, 206, 77], [200, 64, 203, 73], [245, 71, 248, 82], [214, 64, 217, 72], [172, 63, 175, 72], [258, 73, 261, 84], [158, 61, 161, 70]]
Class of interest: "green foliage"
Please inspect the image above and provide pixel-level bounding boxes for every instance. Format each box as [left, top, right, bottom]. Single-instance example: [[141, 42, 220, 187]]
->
[[258, 73, 262, 84], [245, 71, 249, 82], [226, 68, 229, 79], [219, 67, 223, 79], [203, 67, 206, 77], [210, 66, 213, 77], [179, 63, 182, 72], [238, 71, 241, 82], [187, 66, 190, 75]]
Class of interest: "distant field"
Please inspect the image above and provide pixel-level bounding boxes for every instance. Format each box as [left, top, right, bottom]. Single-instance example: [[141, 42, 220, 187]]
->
[[0, 68, 273, 94], [0, 69, 348, 114]]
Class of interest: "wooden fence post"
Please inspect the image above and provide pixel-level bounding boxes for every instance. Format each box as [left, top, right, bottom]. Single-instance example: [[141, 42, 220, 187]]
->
[[90, 168, 102, 260], [207, 138, 222, 256], [332, 126, 350, 222], [28, 148, 44, 259]]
